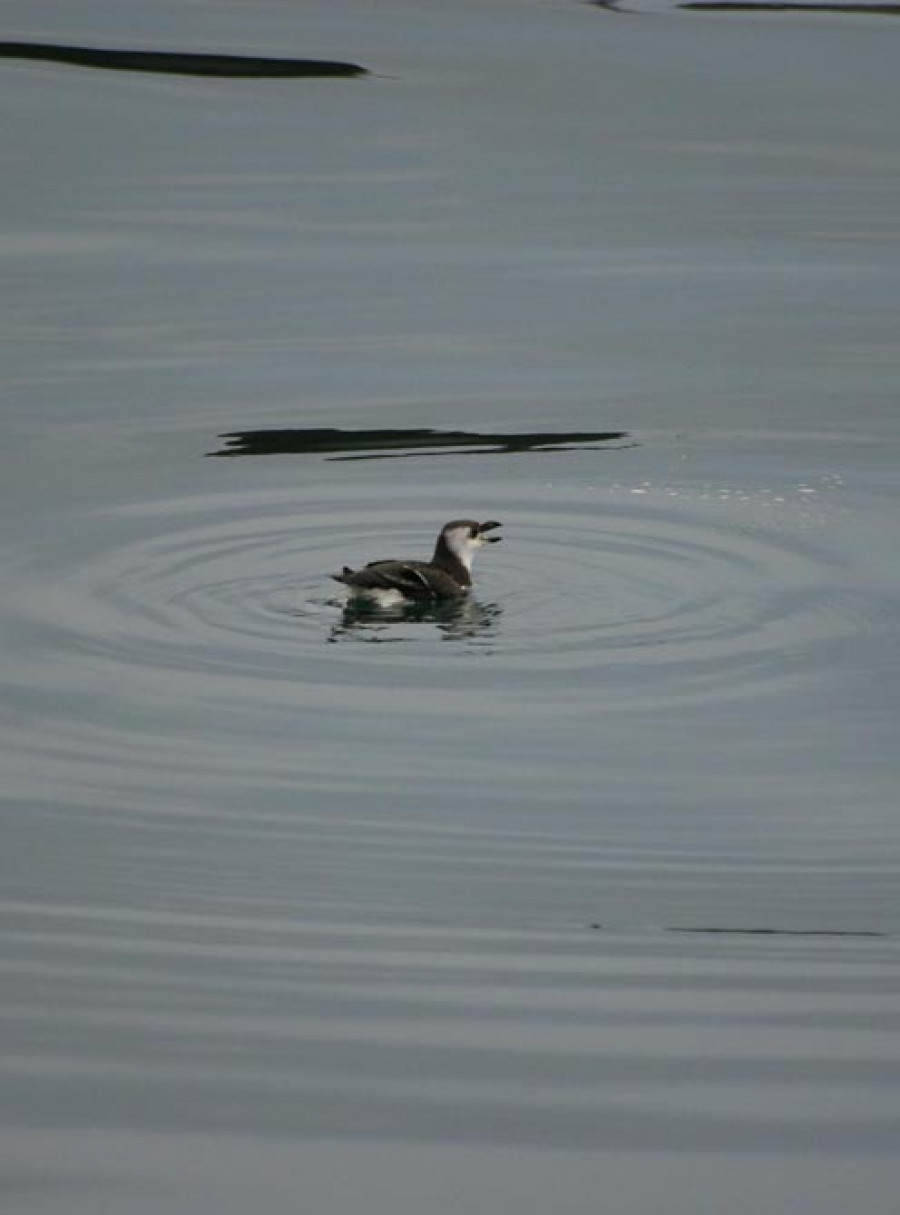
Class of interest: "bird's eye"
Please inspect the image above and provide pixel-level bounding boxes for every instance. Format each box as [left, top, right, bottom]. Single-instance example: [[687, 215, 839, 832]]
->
[[470, 526, 478, 538]]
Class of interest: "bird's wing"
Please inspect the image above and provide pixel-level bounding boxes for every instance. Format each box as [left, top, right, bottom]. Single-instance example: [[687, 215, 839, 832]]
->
[[371, 562, 437, 598], [337, 561, 437, 599]]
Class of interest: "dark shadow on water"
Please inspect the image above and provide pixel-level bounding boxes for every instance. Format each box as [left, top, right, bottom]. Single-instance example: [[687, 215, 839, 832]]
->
[[591, 0, 900, 13], [0, 41, 368, 77], [679, 2, 900, 13], [328, 596, 502, 644], [209, 427, 629, 460], [667, 926, 887, 937]]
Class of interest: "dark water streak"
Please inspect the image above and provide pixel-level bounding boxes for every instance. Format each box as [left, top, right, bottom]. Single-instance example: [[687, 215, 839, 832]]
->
[[210, 427, 629, 459], [680, 2, 900, 13], [592, 0, 900, 12], [0, 42, 368, 78], [666, 926, 888, 937]]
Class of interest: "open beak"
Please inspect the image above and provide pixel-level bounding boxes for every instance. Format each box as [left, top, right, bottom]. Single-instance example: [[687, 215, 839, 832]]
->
[[478, 520, 502, 543]]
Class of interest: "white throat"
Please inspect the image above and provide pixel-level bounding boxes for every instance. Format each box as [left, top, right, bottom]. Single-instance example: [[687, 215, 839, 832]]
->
[[443, 527, 481, 573]]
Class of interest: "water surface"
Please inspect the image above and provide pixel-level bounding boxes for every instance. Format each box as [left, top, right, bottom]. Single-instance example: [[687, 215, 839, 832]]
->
[[2, 1, 899, 1211]]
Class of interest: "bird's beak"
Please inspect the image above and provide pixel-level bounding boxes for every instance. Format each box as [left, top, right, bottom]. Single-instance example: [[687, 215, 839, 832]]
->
[[479, 520, 502, 543]]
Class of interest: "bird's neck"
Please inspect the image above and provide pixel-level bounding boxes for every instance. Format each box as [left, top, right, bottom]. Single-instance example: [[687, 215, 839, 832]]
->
[[432, 536, 472, 586]]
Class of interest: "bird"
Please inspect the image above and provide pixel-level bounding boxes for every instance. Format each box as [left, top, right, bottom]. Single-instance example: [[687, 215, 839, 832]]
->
[[332, 519, 502, 605]]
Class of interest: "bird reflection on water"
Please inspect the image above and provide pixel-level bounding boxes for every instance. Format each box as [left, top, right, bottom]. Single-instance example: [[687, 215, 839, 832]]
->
[[329, 594, 502, 644]]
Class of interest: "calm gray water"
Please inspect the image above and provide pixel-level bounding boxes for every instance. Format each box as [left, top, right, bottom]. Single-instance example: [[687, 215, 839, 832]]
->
[[2, 1, 899, 1211]]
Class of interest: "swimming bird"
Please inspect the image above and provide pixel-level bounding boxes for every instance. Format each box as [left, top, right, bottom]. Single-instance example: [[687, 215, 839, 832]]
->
[[332, 519, 502, 604]]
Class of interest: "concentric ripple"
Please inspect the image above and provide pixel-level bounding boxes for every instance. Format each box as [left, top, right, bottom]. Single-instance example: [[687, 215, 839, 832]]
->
[[487, 500, 858, 700], [3, 483, 869, 718]]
